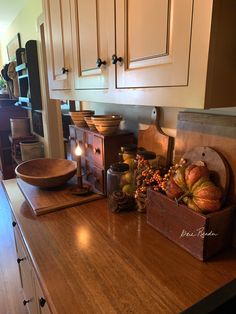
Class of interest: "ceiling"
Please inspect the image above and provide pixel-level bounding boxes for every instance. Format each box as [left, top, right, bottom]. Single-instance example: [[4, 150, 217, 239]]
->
[[0, 0, 28, 36]]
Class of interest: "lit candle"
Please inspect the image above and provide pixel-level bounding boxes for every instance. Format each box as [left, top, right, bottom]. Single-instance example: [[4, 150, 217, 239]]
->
[[75, 143, 82, 187]]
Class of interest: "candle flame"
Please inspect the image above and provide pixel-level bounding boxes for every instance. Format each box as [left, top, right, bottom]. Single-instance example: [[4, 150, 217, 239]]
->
[[75, 144, 82, 156]]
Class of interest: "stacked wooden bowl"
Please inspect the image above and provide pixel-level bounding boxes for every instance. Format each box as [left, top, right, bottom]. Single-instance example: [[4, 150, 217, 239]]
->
[[84, 116, 97, 131], [70, 110, 95, 128], [91, 115, 122, 135]]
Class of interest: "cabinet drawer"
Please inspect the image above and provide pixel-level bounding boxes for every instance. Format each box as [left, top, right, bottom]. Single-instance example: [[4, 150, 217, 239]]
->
[[13, 225, 37, 313], [75, 128, 84, 146], [93, 135, 103, 167], [34, 273, 51, 314], [69, 125, 76, 139], [84, 132, 94, 160], [85, 161, 104, 194]]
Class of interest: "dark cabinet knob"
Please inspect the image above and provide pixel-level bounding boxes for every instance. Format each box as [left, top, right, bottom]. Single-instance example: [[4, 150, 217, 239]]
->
[[62, 67, 69, 74], [12, 221, 17, 227], [23, 300, 30, 306], [17, 257, 25, 264], [96, 58, 106, 68], [39, 297, 46, 307], [93, 148, 100, 155], [112, 54, 123, 64]]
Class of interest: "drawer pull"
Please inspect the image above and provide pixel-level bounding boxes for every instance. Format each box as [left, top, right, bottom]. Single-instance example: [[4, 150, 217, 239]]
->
[[96, 58, 106, 68], [112, 54, 123, 64], [93, 148, 100, 155], [12, 221, 17, 227], [39, 297, 46, 307], [17, 257, 26, 264], [62, 67, 69, 74], [23, 300, 30, 306]]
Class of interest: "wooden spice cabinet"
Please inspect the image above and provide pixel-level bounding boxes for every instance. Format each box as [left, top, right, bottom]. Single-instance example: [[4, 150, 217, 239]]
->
[[11, 215, 51, 314], [69, 125, 135, 194]]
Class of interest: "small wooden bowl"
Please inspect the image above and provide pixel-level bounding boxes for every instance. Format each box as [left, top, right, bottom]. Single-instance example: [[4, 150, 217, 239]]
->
[[15, 158, 77, 188], [84, 116, 97, 131], [91, 115, 122, 135], [70, 110, 95, 128]]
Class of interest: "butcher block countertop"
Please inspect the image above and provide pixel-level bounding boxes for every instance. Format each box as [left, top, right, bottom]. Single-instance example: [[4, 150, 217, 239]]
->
[[2, 179, 236, 314]]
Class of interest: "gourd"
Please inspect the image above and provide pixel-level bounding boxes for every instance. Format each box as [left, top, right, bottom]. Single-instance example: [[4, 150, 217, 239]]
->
[[166, 164, 222, 213]]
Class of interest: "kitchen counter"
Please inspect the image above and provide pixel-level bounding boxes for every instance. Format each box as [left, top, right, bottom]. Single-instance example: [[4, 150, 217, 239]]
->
[[2, 179, 236, 313]]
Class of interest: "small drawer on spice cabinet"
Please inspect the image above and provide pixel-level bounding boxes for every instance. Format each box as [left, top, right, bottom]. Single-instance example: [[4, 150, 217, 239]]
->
[[75, 128, 84, 146], [85, 162, 104, 194], [93, 135, 103, 167], [69, 125, 76, 140], [93, 166, 104, 194], [84, 133, 93, 159]]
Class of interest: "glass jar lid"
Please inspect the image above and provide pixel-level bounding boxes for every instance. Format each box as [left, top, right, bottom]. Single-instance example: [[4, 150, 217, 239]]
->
[[110, 162, 129, 172], [137, 150, 156, 160], [120, 143, 137, 153]]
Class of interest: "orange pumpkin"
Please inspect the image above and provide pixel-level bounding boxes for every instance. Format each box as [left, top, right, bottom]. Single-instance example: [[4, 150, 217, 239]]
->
[[182, 177, 222, 213], [166, 164, 222, 213]]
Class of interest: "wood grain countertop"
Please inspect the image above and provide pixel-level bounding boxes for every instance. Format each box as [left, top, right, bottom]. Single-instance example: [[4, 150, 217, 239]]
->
[[2, 179, 236, 314]]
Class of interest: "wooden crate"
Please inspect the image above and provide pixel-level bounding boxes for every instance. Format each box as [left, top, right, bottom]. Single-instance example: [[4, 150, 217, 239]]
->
[[146, 189, 235, 261]]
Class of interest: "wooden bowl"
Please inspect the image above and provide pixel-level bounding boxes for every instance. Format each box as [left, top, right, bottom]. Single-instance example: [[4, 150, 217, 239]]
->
[[84, 116, 97, 131], [15, 158, 77, 188], [70, 110, 95, 127], [91, 115, 122, 135]]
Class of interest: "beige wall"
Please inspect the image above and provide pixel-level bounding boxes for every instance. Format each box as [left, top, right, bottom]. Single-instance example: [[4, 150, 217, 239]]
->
[[0, 0, 42, 64], [82, 102, 236, 142]]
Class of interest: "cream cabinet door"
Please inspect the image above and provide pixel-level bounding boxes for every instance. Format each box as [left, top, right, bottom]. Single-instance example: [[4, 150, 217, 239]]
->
[[43, 0, 73, 90], [115, 0, 193, 88], [34, 275, 51, 314], [72, 0, 113, 89], [14, 226, 37, 314]]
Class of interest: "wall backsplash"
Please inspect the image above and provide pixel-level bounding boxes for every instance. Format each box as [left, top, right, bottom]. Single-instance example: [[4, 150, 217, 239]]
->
[[81, 101, 236, 140], [81, 101, 180, 138]]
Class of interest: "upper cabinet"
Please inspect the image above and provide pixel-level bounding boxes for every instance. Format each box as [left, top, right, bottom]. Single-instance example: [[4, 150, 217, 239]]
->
[[43, 0, 73, 90], [115, 0, 193, 88], [71, 0, 113, 89], [43, 0, 236, 109]]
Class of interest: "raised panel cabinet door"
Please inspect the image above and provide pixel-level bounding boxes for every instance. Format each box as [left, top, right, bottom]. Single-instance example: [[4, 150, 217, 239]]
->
[[72, 0, 114, 89], [44, 0, 73, 90], [115, 0, 193, 88], [14, 227, 37, 314], [34, 273, 51, 314]]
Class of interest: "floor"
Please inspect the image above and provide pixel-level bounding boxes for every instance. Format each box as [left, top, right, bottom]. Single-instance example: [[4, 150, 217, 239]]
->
[[0, 183, 27, 314]]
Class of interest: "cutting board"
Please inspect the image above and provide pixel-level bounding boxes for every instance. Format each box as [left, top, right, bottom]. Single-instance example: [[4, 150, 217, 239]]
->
[[138, 107, 174, 168], [17, 177, 103, 215], [175, 111, 236, 203]]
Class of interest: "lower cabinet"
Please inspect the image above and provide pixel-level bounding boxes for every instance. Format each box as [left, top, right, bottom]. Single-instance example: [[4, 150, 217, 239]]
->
[[12, 218, 51, 314]]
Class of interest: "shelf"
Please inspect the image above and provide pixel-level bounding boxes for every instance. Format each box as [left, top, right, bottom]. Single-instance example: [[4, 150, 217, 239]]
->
[[21, 106, 32, 110], [16, 40, 44, 137], [18, 74, 28, 80], [15, 63, 26, 72], [19, 97, 30, 103]]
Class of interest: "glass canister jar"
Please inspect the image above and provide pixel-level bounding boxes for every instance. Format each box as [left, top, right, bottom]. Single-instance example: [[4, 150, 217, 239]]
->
[[107, 162, 136, 212], [120, 144, 137, 167]]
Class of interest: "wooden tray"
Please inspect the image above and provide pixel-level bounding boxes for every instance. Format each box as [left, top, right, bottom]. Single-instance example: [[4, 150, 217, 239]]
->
[[16, 177, 103, 215]]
